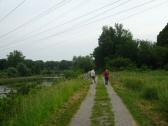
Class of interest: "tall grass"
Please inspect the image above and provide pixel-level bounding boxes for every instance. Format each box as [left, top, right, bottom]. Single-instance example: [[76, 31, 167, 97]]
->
[[1, 79, 88, 126], [111, 71, 168, 125], [0, 76, 42, 85]]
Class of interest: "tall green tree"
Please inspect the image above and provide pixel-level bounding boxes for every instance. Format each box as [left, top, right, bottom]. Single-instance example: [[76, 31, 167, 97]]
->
[[93, 23, 134, 69], [17, 63, 30, 76], [157, 23, 168, 47], [7, 50, 25, 67], [0, 59, 7, 70], [73, 55, 94, 72]]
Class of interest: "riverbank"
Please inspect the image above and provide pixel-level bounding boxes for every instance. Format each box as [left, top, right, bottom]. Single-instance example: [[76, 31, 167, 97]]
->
[[0, 78, 89, 126]]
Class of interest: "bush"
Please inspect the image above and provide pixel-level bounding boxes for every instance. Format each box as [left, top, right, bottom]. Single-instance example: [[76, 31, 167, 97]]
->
[[142, 87, 158, 100], [107, 57, 135, 70], [159, 88, 168, 113], [7, 67, 18, 77], [124, 79, 144, 91], [63, 70, 82, 79], [17, 83, 36, 95], [17, 63, 30, 76], [163, 64, 168, 71]]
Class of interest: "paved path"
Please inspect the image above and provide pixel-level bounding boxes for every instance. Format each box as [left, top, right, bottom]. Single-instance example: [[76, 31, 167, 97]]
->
[[106, 84, 137, 126], [69, 83, 96, 126]]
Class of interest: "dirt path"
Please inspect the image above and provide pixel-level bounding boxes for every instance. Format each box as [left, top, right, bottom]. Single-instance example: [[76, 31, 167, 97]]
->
[[106, 84, 137, 126], [69, 83, 96, 126]]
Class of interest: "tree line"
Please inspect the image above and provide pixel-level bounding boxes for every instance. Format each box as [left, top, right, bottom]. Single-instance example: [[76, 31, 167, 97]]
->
[[0, 23, 167, 77], [93, 23, 168, 71], [0, 51, 94, 77]]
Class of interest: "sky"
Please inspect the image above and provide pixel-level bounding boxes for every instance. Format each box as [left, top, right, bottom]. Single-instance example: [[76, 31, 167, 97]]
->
[[0, 0, 168, 61]]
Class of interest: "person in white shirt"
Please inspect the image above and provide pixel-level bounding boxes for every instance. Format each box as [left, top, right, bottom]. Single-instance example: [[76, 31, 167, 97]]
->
[[90, 69, 96, 83]]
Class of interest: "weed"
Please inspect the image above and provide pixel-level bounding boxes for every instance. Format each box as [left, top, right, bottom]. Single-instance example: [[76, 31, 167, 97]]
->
[[142, 87, 158, 100], [123, 79, 144, 91]]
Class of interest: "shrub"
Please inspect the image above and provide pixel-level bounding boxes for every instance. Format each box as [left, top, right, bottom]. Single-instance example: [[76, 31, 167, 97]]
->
[[124, 79, 143, 91], [142, 87, 158, 100], [17, 63, 30, 76], [163, 64, 168, 71], [107, 57, 135, 70], [7, 67, 18, 77], [63, 70, 82, 79], [158, 88, 168, 114]]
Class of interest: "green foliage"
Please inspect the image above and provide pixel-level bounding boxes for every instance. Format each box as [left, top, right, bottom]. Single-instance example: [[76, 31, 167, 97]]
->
[[0, 76, 42, 85], [7, 50, 25, 67], [94, 23, 134, 69], [58, 60, 72, 70], [0, 59, 7, 70], [94, 23, 168, 70], [17, 63, 30, 76], [73, 55, 95, 72], [112, 71, 168, 125], [159, 88, 168, 113], [106, 57, 135, 70], [63, 70, 82, 79], [17, 83, 36, 95], [142, 87, 158, 100], [123, 79, 144, 91], [1, 79, 87, 126], [157, 23, 168, 47], [7, 67, 18, 77], [0, 50, 74, 77], [163, 64, 168, 71]]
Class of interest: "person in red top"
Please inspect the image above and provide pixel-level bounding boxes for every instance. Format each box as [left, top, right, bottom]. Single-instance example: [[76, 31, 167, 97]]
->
[[103, 69, 110, 85]]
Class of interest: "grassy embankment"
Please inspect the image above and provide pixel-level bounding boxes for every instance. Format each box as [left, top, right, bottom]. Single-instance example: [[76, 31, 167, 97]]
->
[[0, 78, 89, 126], [111, 71, 168, 126], [0, 76, 43, 85], [91, 77, 114, 126]]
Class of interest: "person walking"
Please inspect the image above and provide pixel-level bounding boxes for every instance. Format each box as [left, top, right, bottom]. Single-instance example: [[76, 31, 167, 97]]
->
[[90, 69, 96, 84], [103, 69, 110, 85]]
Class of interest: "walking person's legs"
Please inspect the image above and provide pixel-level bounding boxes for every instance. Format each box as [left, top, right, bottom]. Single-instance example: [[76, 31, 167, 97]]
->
[[105, 77, 108, 85]]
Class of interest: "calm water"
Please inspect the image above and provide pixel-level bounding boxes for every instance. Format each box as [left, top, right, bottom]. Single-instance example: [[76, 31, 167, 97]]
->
[[0, 78, 56, 98]]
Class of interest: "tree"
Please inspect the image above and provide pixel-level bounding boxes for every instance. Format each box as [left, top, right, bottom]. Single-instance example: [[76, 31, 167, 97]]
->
[[137, 40, 154, 67], [7, 67, 18, 77], [31, 60, 44, 74], [58, 60, 72, 70], [93, 23, 134, 69], [17, 63, 30, 76], [0, 59, 7, 70], [157, 23, 168, 47], [73, 56, 95, 72], [7, 50, 25, 67]]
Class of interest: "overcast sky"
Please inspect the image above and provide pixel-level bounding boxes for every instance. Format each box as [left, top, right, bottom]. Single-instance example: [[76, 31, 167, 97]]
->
[[0, 0, 168, 61]]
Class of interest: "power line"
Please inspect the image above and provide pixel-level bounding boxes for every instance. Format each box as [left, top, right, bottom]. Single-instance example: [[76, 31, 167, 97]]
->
[[0, 0, 71, 39], [30, 0, 168, 50], [118, 1, 168, 21], [0, 0, 167, 51], [0, 0, 90, 46], [0, 0, 26, 23], [84, 0, 158, 26], [0, 0, 124, 47], [37, 0, 158, 41], [31, 0, 130, 37]]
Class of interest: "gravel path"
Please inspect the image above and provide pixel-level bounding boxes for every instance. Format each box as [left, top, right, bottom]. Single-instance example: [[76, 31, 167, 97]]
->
[[69, 83, 96, 126], [106, 84, 137, 126]]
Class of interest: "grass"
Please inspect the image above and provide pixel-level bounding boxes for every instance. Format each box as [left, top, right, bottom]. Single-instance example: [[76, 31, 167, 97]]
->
[[1, 79, 89, 126], [111, 71, 168, 126], [91, 78, 114, 126], [43, 86, 88, 126], [0, 76, 43, 85]]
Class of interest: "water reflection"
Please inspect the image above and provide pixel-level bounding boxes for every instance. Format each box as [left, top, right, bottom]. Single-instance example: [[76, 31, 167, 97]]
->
[[0, 77, 59, 98]]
